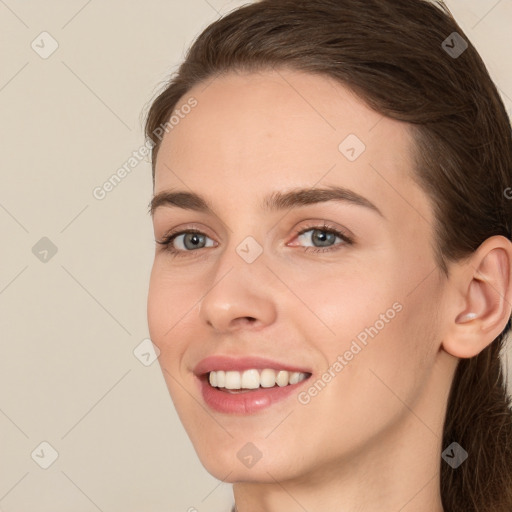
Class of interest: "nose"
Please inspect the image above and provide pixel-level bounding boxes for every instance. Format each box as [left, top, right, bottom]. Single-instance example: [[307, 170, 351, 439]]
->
[[198, 244, 278, 333]]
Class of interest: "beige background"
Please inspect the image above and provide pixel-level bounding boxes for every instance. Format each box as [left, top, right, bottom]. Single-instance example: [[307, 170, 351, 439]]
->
[[0, 1, 511, 511]]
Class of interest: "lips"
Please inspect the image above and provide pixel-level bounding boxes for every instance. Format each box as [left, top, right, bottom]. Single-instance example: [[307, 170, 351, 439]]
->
[[194, 355, 312, 375], [193, 355, 312, 414]]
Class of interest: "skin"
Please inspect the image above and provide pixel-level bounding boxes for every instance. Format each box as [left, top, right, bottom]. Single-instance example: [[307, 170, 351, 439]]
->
[[147, 68, 512, 512]]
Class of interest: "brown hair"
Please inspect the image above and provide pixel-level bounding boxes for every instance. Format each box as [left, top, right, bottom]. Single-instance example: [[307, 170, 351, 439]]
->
[[144, 0, 512, 509]]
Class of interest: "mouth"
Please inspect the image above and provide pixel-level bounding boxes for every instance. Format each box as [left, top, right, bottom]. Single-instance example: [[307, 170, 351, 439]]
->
[[207, 369, 310, 393], [194, 356, 313, 414]]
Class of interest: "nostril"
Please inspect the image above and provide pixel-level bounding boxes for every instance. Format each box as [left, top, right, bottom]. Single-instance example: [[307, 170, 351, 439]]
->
[[234, 317, 257, 328]]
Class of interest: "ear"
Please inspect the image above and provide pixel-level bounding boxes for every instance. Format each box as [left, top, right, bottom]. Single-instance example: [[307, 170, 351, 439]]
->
[[442, 235, 512, 359]]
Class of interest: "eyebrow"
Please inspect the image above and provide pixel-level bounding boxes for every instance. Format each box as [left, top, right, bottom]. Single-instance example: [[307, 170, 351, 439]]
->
[[149, 185, 384, 218]]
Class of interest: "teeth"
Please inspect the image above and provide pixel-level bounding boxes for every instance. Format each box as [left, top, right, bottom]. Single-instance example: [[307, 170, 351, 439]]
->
[[208, 369, 309, 390], [260, 369, 276, 388], [289, 371, 300, 385], [216, 370, 226, 387], [241, 369, 260, 389], [276, 370, 289, 387], [225, 371, 241, 389]]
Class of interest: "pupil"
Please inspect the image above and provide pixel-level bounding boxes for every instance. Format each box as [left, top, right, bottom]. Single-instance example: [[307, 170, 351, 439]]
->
[[313, 230, 334, 247], [185, 233, 204, 249]]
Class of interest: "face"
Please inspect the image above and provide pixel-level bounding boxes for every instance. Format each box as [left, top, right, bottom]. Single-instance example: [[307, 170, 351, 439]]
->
[[147, 69, 448, 483]]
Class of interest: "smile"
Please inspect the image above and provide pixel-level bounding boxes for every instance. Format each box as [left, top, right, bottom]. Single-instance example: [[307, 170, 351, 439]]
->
[[194, 356, 313, 414], [208, 369, 309, 391]]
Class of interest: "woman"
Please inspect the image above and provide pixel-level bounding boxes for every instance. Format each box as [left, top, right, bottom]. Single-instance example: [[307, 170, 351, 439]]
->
[[145, 0, 512, 510]]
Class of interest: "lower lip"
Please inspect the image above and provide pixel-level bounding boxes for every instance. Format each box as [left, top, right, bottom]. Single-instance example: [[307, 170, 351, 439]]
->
[[198, 376, 310, 414]]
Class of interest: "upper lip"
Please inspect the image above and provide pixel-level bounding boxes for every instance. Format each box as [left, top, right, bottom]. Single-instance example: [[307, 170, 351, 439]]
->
[[193, 355, 312, 376]]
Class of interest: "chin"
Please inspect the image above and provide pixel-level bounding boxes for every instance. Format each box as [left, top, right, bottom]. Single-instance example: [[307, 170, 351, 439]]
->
[[201, 456, 292, 484], [189, 434, 306, 484]]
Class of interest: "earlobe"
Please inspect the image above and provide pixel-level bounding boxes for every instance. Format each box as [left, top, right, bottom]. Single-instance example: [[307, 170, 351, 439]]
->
[[442, 236, 512, 359]]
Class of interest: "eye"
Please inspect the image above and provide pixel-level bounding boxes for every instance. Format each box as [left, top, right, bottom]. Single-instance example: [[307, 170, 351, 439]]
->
[[291, 223, 353, 253], [155, 222, 353, 258], [156, 228, 216, 257]]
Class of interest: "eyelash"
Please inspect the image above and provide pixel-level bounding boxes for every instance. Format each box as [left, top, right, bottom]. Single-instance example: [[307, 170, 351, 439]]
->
[[156, 223, 353, 259]]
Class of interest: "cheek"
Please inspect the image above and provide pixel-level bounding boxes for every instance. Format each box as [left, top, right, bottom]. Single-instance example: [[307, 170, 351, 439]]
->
[[147, 264, 170, 342], [147, 262, 198, 362], [147, 265, 204, 419], [320, 269, 441, 420], [292, 265, 396, 345], [293, 299, 438, 462], [298, 260, 440, 405]]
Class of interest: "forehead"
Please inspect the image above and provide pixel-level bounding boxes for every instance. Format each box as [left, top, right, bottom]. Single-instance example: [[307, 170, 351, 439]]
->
[[157, 69, 396, 173], [154, 68, 432, 227]]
